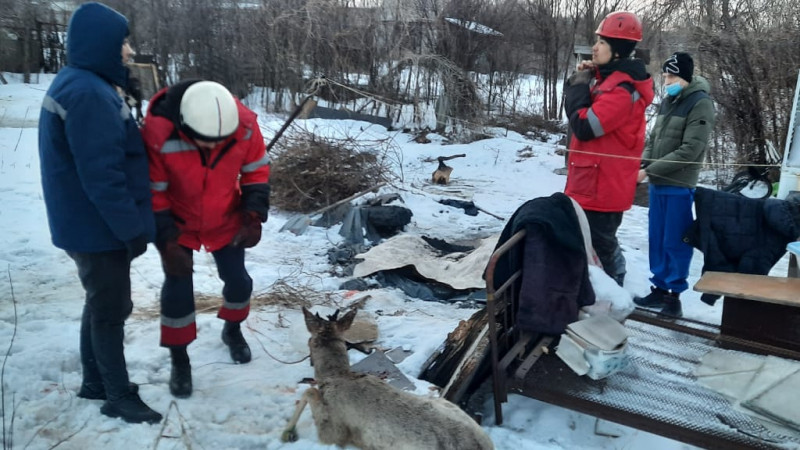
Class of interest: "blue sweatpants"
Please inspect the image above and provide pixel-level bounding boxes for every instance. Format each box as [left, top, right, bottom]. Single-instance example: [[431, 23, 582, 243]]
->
[[648, 184, 695, 293]]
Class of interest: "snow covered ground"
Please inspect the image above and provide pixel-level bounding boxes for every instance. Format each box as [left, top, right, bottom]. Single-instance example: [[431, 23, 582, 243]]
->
[[0, 72, 791, 449]]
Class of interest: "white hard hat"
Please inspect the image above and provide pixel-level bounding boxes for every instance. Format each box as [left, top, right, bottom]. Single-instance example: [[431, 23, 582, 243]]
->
[[179, 81, 239, 140]]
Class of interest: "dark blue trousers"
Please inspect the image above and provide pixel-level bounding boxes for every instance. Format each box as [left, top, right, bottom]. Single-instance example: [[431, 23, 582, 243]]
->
[[648, 184, 695, 293], [68, 250, 133, 401], [160, 244, 252, 347], [584, 210, 626, 286]]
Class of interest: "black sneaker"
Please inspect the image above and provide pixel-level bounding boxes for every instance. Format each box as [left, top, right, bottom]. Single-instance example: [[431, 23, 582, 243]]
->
[[660, 292, 683, 318], [100, 393, 162, 424], [633, 286, 669, 308], [169, 363, 193, 398], [78, 382, 139, 400], [222, 321, 252, 364]]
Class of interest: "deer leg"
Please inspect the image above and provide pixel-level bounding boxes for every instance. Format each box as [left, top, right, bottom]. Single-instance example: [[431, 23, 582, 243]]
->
[[303, 387, 344, 445], [281, 387, 319, 442]]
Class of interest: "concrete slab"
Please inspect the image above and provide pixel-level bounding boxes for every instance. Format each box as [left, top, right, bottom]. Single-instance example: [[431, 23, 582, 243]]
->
[[695, 349, 764, 400], [351, 349, 416, 391], [745, 368, 800, 431], [742, 356, 800, 402], [385, 347, 413, 364]]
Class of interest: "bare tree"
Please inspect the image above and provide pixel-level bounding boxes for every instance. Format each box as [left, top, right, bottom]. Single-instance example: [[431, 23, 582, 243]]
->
[[4, 0, 799, 159]]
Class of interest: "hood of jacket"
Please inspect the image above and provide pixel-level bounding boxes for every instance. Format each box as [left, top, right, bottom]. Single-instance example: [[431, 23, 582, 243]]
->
[[66, 2, 129, 88], [673, 75, 711, 100], [597, 58, 654, 106], [597, 58, 649, 81]]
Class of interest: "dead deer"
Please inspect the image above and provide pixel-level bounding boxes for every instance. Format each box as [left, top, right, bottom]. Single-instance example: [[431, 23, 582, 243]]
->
[[281, 307, 494, 450]]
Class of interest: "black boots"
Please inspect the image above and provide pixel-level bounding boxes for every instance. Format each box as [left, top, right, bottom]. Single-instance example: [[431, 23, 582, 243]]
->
[[78, 306, 139, 400], [661, 292, 683, 318], [634, 286, 683, 318], [168, 323, 249, 399], [85, 317, 161, 424], [169, 346, 193, 398], [222, 320, 251, 364], [79, 380, 161, 424], [100, 393, 163, 424], [633, 286, 669, 308], [78, 381, 138, 400]]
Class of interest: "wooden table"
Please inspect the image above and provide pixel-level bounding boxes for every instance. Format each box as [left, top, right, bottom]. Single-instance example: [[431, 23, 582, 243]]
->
[[694, 271, 800, 353]]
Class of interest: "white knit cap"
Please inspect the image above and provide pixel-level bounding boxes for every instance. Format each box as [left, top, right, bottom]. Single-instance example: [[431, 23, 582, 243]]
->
[[179, 81, 239, 140]]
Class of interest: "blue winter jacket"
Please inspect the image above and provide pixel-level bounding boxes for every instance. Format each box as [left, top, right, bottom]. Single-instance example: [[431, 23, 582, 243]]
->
[[38, 2, 155, 252]]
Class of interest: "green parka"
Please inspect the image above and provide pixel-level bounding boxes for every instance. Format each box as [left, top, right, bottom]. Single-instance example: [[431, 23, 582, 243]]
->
[[642, 75, 715, 188]]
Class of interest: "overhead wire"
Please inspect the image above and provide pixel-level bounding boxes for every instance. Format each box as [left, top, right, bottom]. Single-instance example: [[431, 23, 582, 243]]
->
[[290, 76, 783, 171]]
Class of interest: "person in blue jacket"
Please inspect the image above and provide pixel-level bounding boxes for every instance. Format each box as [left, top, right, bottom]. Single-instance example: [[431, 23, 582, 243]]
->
[[38, 2, 162, 424]]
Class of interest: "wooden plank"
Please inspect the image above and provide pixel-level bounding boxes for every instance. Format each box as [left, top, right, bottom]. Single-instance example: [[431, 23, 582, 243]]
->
[[694, 272, 800, 307], [498, 332, 534, 372], [419, 308, 488, 400], [514, 336, 554, 380], [441, 323, 490, 402]]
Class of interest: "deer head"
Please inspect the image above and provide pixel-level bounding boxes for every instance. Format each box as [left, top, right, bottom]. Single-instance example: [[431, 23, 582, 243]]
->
[[302, 307, 357, 336], [302, 307, 358, 378]]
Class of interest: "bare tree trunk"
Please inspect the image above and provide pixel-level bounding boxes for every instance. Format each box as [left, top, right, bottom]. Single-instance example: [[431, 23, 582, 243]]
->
[[23, 25, 30, 83]]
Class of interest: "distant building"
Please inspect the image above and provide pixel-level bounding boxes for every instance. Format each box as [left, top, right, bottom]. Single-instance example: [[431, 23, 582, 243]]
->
[[0, 1, 75, 75]]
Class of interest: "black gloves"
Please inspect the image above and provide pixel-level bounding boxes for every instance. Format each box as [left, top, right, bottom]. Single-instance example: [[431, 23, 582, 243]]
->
[[154, 210, 180, 249], [125, 234, 148, 261], [240, 184, 270, 220], [566, 69, 593, 87], [154, 210, 192, 277]]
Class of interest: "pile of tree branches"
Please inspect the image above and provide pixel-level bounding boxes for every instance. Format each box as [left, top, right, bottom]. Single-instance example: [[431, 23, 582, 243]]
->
[[269, 129, 391, 213]]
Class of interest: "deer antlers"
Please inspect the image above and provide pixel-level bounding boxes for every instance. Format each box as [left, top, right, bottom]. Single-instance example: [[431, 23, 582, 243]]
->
[[326, 309, 340, 322]]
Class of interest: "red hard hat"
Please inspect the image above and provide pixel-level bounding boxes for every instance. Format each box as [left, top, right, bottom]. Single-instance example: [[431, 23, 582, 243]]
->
[[595, 11, 642, 42]]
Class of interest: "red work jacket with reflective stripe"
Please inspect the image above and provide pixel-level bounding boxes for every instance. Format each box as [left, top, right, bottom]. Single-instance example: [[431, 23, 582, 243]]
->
[[565, 71, 654, 212], [142, 94, 270, 252]]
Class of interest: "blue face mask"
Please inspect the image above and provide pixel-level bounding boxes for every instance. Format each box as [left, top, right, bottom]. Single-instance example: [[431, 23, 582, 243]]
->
[[664, 83, 683, 97]]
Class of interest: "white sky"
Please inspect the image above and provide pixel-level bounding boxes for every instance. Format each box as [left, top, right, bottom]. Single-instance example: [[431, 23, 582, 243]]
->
[[0, 72, 792, 449]]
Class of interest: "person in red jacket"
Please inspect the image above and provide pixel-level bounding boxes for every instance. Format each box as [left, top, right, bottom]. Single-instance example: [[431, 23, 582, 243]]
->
[[563, 11, 654, 286], [141, 80, 270, 398]]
